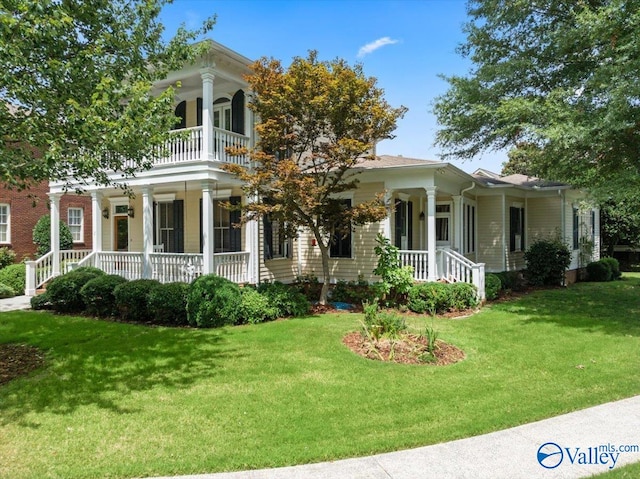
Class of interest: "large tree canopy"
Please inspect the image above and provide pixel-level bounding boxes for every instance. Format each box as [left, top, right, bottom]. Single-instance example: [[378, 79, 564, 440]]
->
[[434, 0, 640, 196], [0, 0, 213, 190], [224, 51, 407, 304]]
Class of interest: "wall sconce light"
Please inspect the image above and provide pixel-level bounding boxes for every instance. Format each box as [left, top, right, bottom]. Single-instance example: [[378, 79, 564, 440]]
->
[[127, 206, 135, 218], [419, 211, 425, 221], [102, 207, 110, 219]]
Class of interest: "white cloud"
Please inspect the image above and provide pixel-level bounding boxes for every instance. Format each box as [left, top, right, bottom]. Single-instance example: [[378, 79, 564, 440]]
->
[[357, 37, 399, 58]]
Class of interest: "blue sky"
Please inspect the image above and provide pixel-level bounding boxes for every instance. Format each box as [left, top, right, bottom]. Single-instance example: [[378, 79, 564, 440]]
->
[[160, 0, 507, 175]]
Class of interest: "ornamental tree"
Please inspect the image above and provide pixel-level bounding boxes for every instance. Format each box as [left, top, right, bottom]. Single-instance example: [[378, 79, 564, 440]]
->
[[0, 0, 214, 190], [434, 0, 640, 198], [224, 51, 407, 304]]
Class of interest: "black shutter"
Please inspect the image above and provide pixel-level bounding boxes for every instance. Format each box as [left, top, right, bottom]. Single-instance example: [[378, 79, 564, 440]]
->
[[509, 207, 517, 251], [394, 200, 403, 247], [520, 208, 525, 250], [152, 202, 157, 246], [263, 215, 273, 260], [407, 201, 413, 250], [231, 90, 245, 134], [229, 196, 241, 252], [196, 97, 203, 126], [174, 200, 184, 253], [174, 101, 186, 129]]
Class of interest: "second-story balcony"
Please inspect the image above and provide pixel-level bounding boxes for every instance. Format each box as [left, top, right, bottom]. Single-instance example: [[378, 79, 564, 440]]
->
[[154, 125, 250, 167]]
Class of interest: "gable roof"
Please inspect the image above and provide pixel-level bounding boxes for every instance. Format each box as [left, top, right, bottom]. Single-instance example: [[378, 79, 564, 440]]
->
[[357, 154, 441, 169]]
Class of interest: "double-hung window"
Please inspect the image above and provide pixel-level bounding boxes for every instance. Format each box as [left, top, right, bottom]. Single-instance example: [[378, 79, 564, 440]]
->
[[0, 204, 9, 243], [510, 205, 525, 252], [67, 208, 84, 243], [330, 199, 352, 258]]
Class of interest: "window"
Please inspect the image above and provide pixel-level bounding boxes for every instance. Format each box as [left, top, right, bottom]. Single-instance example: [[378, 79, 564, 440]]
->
[[263, 215, 291, 260], [394, 199, 413, 250], [213, 97, 232, 131], [510, 206, 525, 252], [330, 199, 352, 258], [67, 208, 84, 243], [0, 204, 9, 243], [463, 203, 476, 254], [436, 203, 451, 244], [572, 207, 580, 250]]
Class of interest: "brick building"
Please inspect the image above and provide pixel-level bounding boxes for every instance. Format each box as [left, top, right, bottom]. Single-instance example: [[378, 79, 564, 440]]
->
[[0, 181, 92, 261]]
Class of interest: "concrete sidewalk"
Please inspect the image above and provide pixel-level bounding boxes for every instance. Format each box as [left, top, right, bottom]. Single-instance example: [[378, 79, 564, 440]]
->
[[0, 295, 32, 312], [149, 396, 640, 479]]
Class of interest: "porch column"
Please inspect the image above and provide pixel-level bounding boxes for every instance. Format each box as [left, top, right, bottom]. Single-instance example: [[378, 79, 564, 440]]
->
[[200, 66, 215, 161], [245, 194, 260, 283], [49, 192, 62, 277], [452, 195, 462, 252], [426, 186, 437, 281], [202, 180, 216, 275], [142, 186, 153, 279], [91, 191, 103, 253]]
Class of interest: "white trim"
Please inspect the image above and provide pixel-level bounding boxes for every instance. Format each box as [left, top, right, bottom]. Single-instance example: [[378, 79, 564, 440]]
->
[[435, 201, 452, 247], [0, 203, 10, 244], [153, 193, 176, 203]]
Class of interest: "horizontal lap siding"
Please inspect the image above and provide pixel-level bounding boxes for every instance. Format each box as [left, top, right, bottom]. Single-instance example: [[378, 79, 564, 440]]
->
[[527, 197, 562, 243], [477, 195, 504, 272]]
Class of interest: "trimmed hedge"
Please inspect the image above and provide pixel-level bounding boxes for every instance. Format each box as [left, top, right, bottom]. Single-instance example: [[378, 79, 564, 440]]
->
[[47, 267, 106, 313], [485, 273, 502, 301], [114, 279, 161, 322], [238, 287, 278, 324], [0, 263, 26, 296], [524, 238, 571, 286], [186, 274, 242, 328], [30, 292, 52, 310], [148, 282, 189, 325], [32, 214, 73, 256], [80, 274, 128, 317], [586, 260, 613, 282], [0, 247, 16, 270], [0, 282, 15, 298], [407, 282, 478, 315], [599, 257, 621, 280], [256, 281, 309, 317]]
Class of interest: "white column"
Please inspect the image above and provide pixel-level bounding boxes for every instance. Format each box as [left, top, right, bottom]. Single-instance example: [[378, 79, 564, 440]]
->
[[49, 193, 62, 277], [593, 207, 601, 261], [200, 67, 215, 161], [142, 186, 154, 278], [245, 194, 260, 284], [91, 191, 103, 253], [452, 195, 462, 253], [426, 186, 437, 281], [202, 181, 216, 274]]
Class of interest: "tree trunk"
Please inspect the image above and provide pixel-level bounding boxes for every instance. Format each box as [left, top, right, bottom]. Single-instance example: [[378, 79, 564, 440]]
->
[[318, 241, 331, 305]]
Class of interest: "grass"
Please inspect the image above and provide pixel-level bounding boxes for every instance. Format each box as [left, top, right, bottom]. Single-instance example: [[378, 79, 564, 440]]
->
[[1, 274, 639, 479]]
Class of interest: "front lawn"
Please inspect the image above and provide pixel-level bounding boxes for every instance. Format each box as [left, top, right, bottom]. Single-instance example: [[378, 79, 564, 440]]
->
[[1, 275, 639, 479]]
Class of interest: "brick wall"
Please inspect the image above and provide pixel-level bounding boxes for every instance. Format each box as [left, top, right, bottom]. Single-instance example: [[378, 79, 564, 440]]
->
[[0, 181, 92, 261]]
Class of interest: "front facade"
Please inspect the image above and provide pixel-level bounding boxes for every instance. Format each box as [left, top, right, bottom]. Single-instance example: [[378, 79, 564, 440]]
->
[[26, 41, 600, 297]]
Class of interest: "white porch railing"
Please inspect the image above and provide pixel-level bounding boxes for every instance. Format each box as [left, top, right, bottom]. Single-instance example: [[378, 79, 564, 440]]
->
[[84, 251, 145, 281], [214, 252, 250, 283], [399, 248, 486, 300], [150, 253, 203, 284], [212, 128, 249, 165], [25, 249, 92, 295]]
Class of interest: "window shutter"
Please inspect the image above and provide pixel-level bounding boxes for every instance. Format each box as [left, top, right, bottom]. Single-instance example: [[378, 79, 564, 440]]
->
[[231, 90, 245, 135], [174, 200, 184, 253], [174, 101, 186, 129], [196, 97, 203, 127], [263, 215, 273, 260], [509, 207, 517, 251]]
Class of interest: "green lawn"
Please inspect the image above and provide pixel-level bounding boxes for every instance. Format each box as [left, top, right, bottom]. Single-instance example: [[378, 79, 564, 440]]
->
[[1, 275, 639, 479]]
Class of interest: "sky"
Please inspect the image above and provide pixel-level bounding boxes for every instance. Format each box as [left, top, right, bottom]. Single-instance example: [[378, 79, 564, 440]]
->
[[159, 0, 508, 175]]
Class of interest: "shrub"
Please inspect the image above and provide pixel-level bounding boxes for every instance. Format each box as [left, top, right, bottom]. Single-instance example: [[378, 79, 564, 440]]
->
[[186, 274, 242, 328], [114, 279, 160, 322], [485, 273, 502, 300], [495, 270, 527, 292], [80, 275, 128, 317], [361, 301, 406, 341], [599, 257, 621, 280], [0, 247, 16, 270], [148, 282, 189, 326], [330, 277, 373, 305], [373, 234, 414, 306], [292, 274, 322, 301], [0, 263, 26, 295], [449, 282, 479, 310], [524, 238, 571, 286], [407, 282, 452, 315], [32, 215, 73, 256], [0, 282, 15, 298], [30, 292, 52, 310], [586, 260, 612, 282], [47, 267, 105, 313], [238, 287, 278, 325], [256, 281, 309, 317]]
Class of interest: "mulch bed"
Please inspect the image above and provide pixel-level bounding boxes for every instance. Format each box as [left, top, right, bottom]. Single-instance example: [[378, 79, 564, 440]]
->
[[0, 344, 46, 385], [342, 331, 465, 365]]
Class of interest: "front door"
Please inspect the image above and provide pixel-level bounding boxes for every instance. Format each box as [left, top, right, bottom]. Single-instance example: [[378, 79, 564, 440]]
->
[[115, 216, 128, 251]]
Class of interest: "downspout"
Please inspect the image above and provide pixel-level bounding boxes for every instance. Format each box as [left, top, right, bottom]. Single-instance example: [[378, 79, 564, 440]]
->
[[459, 182, 475, 257]]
